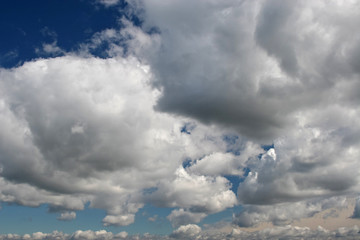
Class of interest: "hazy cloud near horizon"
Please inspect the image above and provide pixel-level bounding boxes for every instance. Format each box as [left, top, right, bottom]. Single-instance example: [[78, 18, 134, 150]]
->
[[1, 225, 360, 240], [1, 0, 360, 234]]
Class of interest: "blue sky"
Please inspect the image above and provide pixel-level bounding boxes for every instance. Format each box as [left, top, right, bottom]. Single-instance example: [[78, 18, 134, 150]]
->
[[0, 0, 122, 67], [1, 0, 360, 239]]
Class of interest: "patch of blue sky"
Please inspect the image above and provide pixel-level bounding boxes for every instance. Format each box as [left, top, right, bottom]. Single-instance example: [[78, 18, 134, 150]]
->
[[0, 0, 123, 68], [223, 134, 243, 156], [124, 204, 174, 235], [224, 174, 245, 195], [0, 202, 111, 235], [180, 122, 196, 135], [261, 143, 274, 151], [182, 158, 193, 169], [0, 201, 175, 235]]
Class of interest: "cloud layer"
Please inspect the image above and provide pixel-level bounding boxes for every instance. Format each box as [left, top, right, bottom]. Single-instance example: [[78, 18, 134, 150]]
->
[[1, 225, 360, 240], [1, 0, 360, 234]]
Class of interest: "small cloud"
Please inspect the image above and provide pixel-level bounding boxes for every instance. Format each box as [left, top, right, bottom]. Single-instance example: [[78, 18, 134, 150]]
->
[[148, 215, 157, 222], [102, 214, 135, 226], [57, 211, 76, 221], [97, 0, 120, 7], [40, 27, 57, 39], [115, 231, 128, 238], [35, 41, 64, 57]]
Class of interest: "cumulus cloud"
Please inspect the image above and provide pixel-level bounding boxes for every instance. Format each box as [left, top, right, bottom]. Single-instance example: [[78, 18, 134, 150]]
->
[[71, 230, 114, 240], [170, 224, 201, 239], [149, 167, 237, 210], [147, 167, 237, 226], [0, 54, 249, 226]]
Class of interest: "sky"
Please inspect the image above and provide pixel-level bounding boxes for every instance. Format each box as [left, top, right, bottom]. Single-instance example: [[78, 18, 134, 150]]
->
[[1, 0, 360, 239]]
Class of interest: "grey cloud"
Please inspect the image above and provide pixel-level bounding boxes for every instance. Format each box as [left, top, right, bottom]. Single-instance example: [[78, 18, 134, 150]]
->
[[255, 0, 299, 76], [128, 0, 360, 144], [234, 196, 349, 228], [237, 107, 360, 206], [64, 2, 360, 227], [135, 0, 289, 141], [167, 209, 206, 228], [230, 225, 360, 240]]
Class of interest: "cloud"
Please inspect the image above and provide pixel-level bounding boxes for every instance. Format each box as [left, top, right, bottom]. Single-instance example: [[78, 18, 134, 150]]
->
[[71, 230, 114, 240], [187, 142, 262, 176], [170, 224, 202, 239], [1, 226, 360, 240], [0, 54, 250, 226], [2, 0, 360, 232], [127, 0, 360, 144], [35, 41, 64, 56], [97, 0, 121, 7], [117, 0, 360, 228], [229, 225, 360, 240], [234, 196, 349, 227], [102, 214, 135, 227], [147, 167, 237, 226], [57, 211, 76, 221], [147, 215, 157, 222], [167, 209, 206, 228]]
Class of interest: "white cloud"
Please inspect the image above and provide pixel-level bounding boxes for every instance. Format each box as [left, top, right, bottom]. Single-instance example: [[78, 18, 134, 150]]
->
[[35, 41, 64, 57], [114, 232, 128, 239], [57, 211, 76, 221], [0, 54, 247, 226], [102, 214, 135, 227], [148, 167, 237, 217], [170, 224, 201, 239], [71, 230, 113, 240], [97, 0, 120, 7]]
